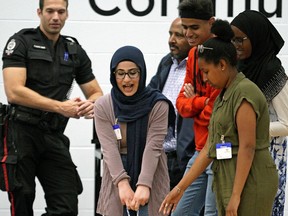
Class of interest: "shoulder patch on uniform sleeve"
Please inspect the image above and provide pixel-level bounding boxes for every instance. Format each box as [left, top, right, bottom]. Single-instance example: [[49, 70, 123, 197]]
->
[[5, 38, 18, 56]]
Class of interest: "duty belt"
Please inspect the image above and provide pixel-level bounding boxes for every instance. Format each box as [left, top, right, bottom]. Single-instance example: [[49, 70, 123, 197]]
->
[[10, 105, 68, 132]]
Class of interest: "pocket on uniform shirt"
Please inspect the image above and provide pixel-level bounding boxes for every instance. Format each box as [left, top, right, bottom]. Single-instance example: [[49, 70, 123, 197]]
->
[[59, 58, 75, 86], [27, 50, 53, 84]]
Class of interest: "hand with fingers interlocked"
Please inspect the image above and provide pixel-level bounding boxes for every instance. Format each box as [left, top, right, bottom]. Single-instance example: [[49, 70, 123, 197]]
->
[[118, 179, 135, 211], [130, 185, 150, 211], [118, 180, 150, 212]]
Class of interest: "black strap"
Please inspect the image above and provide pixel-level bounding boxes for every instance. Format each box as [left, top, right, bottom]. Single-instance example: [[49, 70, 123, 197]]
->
[[193, 48, 205, 96], [193, 48, 197, 94]]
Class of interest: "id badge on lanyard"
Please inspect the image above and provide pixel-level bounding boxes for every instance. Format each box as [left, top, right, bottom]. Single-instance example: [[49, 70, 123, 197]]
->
[[113, 118, 122, 140], [216, 135, 232, 160]]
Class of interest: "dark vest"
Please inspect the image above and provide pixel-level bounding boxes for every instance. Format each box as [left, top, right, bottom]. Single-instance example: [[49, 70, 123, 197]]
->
[[17, 28, 79, 101]]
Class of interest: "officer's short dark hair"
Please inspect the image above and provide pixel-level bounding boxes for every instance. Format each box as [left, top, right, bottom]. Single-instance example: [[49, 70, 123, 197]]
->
[[39, 0, 69, 10], [178, 0, 214, 18]]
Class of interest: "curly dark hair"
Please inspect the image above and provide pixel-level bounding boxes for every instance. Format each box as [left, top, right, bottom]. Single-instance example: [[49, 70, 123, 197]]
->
[[198, 19, 237, 66]]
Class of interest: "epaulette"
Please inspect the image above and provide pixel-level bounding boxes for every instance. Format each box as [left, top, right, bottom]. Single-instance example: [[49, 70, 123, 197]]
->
[[16, 28, 37, 36], [62, 35, 79, 45], [9, 28, 39, 49]]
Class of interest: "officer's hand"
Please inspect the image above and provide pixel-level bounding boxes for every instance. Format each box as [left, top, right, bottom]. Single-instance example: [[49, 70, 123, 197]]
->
[[77, 100, 94, 119], [59, 98, 81, 118]]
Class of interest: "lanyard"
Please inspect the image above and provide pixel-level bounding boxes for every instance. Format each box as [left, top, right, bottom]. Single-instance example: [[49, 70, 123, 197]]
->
[[126, 207, 139, 216]]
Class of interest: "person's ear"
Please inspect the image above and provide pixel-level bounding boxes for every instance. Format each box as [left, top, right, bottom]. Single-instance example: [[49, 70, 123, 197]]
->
[[219, 59, 227, 71], [208, 17, 215, 27], [37, 8, 42, 18]]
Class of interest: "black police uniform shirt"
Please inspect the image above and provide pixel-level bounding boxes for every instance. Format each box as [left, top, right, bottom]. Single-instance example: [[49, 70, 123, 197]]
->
[[2, 27, 95, 102]]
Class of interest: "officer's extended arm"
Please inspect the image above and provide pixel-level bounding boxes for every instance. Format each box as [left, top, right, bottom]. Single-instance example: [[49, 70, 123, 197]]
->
[[3, 67, 81, 118]]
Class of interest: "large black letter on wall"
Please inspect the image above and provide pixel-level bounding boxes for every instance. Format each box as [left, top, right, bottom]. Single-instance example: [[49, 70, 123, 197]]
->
[[89, 0, 120, 16], [127, 0, 154, 16], [259, 0, 282, 17], [161, 0, 167, 16]]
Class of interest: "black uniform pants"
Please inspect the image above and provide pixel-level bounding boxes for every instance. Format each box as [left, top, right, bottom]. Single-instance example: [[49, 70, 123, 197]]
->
[[7, 120, 82, 216]]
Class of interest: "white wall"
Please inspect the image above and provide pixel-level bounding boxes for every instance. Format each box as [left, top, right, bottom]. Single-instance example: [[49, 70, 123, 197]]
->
[[0, 0, 288, 215]]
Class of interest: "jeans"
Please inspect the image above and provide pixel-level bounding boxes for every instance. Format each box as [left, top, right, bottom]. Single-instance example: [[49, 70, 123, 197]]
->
[[172, 151, 217, 216]]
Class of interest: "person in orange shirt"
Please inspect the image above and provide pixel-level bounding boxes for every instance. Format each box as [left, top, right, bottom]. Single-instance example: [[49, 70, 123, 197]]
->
[[172, 0, 220, 215]]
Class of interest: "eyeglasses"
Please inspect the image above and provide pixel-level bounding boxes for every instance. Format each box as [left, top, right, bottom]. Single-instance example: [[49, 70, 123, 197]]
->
[[114, 68, 140, 80], [231, 37, 248, 46], [198, 44, 213, 53]]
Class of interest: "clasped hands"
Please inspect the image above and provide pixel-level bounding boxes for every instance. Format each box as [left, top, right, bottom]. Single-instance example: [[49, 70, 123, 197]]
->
[[118, 179, 150, 212], [60, 97, 94, 119]]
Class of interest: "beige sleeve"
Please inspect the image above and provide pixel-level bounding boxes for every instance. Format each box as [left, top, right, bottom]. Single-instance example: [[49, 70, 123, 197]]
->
[[137, 101, 169, 188]]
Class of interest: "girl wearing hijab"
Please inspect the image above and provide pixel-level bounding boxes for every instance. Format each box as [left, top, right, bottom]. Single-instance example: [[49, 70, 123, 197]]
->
[[94, 46, 175, 216], [231, 10, 288, 216]]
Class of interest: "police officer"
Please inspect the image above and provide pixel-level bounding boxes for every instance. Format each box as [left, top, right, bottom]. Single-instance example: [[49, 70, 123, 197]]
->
[[1, 0, 103, 215]]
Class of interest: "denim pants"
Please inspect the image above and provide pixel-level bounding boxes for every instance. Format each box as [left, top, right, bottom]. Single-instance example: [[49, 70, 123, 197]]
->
[[172, 151, 217, 216], [121, 155, 149, 216]]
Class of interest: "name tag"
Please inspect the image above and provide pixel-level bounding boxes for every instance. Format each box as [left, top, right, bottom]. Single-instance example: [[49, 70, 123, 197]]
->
[[113, 124, 122, 140], [216, 142, 232, 160], [33, 44, 46, 50]]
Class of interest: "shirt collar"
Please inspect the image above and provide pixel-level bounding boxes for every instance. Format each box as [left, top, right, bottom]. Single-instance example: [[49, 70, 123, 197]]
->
[[221, 72, 246, 101], [171, 56, 187, 67]]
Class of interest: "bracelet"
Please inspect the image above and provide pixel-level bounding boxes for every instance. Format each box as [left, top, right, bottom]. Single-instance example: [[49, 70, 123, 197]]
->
[[175, 186, 181, 194]]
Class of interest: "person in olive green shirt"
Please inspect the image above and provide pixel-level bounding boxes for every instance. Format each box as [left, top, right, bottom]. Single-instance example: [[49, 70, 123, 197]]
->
[[159, 19, 278, 216]]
